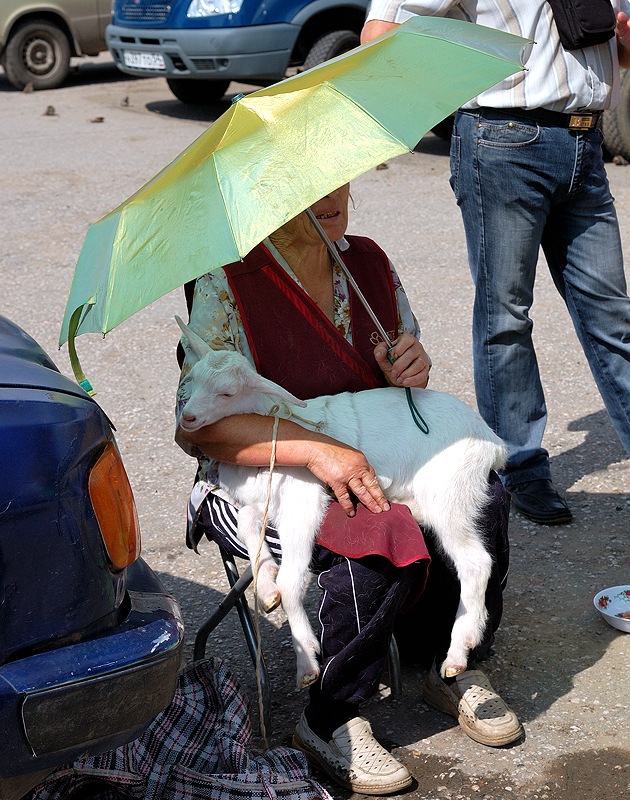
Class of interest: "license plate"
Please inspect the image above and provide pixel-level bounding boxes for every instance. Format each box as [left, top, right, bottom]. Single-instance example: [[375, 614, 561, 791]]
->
[[123, 51, 166, 70]]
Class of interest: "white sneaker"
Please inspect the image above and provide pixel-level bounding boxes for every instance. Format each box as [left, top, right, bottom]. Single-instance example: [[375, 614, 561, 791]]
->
[[292, 713, 413, 795], [423, 662, 523, 747]]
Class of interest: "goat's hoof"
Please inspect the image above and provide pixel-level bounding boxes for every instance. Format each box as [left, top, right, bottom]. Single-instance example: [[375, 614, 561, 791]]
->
[[297, 670, 320, 689], [444, 664, 467, 679], [261, 593, 281, 613]]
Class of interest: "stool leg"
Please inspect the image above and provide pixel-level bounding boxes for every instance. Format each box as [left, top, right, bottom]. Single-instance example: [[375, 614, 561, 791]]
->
[[232, 581, 272, 736], [193, 565, 254, 660], [193, 551, 272, 734], [387, 635, 402, 700]]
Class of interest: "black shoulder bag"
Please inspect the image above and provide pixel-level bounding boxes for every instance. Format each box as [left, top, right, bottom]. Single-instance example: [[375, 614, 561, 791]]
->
[[547, 0, 616, 50]]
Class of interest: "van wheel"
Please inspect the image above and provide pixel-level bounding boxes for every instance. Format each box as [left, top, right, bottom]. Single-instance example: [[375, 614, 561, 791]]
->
[[303, 30, 360, 70], [166, 78, 230, 105], [3, 19, 71, 90], [603, 69, 630, 161]]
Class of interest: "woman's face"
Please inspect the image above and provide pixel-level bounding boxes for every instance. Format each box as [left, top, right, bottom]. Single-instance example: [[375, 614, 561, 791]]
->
[[310, 184, 351, 243], [274, 184, 351, 249]]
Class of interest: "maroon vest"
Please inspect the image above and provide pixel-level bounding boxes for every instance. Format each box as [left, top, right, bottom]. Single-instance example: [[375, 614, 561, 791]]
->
[[224, 236, 398, 399]]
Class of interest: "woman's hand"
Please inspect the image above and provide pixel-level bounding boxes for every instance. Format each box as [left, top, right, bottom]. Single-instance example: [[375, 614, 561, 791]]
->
[[305, 439, 390, 517], [374, 333, 432, 388]]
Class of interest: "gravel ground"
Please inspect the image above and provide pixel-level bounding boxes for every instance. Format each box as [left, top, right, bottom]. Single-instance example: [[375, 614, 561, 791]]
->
[[2, 54, 629, 800]]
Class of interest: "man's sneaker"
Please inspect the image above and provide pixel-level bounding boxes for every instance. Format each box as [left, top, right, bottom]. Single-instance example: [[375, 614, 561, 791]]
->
[[423, 662, 523, 747], [292, 713, 413, 795]]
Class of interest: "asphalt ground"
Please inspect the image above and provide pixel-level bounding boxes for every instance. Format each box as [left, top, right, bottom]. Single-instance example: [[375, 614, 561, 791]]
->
[[2, 54, 629, 800]]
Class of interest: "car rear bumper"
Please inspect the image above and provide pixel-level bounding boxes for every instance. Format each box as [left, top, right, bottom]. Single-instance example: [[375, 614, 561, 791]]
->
[[106, 22, 295, 80], [0, 559, 184, 783]]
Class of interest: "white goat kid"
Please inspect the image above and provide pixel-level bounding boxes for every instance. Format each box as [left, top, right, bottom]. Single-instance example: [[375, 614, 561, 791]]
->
[[176, 316, 507, 689]]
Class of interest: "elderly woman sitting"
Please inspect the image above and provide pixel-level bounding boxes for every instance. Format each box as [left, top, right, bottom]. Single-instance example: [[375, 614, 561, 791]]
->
[[175, 184, 522, 796]]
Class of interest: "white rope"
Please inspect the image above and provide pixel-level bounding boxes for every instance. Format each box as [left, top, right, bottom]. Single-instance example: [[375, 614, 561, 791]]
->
[[252, 414, 279, 747], [268, 403, 324, 432]]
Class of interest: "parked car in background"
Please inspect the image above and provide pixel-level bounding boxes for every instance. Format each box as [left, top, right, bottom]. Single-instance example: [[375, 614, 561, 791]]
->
[[0, 315, 184, 800], [106, 0, 368, 104], [0, 0, 110, 90]]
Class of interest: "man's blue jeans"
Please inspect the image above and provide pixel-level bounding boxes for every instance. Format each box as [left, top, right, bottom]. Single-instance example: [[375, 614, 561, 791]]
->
[[450, 108, 630, 487]]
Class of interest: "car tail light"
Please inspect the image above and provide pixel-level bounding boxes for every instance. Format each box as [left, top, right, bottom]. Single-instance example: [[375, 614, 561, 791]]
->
[[89, 441, 141, 570]]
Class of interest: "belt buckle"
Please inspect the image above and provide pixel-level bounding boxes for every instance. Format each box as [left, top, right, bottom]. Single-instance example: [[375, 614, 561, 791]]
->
[[568, 113, 598, 130]]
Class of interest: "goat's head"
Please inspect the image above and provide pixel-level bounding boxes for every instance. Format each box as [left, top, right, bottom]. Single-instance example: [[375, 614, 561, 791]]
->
[[176, 316, 306, 431]]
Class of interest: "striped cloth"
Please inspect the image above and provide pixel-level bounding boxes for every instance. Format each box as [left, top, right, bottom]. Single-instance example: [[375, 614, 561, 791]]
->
[[25, 659, 332, 800], [187, 480, 283, 559], [365, 0, 630, 112]]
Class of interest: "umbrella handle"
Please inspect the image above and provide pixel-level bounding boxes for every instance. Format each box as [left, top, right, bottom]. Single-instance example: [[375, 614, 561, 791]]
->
[[67, 303, 96, 396], [306, 208, 393, 347], [305, 208, 429, 434]]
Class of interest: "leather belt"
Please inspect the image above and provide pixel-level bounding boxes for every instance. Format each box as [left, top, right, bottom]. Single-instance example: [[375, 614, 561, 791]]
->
[[478, 106, 602, 130]]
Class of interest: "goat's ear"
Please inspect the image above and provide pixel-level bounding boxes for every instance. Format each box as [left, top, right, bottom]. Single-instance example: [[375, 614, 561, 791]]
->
[[248, 372, 308, 408], [175, 315, 211, 363]]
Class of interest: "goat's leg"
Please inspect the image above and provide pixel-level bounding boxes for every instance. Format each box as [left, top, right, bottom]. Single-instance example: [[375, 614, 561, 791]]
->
[[413, 455, 498, 678], [440, 535, 492, 677], [276, 556, 321, 689], [237, 505, 281, 613], [420, 490, 493, 677], [274, 524, 321, 690]]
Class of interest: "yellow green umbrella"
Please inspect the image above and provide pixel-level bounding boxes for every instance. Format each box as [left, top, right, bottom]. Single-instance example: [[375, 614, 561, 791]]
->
[[59, 15, 527, 390]]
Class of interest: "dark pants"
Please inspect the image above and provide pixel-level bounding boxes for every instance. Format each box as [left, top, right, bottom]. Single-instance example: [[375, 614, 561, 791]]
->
[[196, 472, 510, 707]]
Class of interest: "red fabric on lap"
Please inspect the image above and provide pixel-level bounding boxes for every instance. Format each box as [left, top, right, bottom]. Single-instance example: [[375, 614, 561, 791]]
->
[[316, 501, 430, 568]]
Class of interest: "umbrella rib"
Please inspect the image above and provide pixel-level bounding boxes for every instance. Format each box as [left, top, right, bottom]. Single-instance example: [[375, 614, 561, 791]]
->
[[324, 81, 411, 153], [209, 155, 242, 260]]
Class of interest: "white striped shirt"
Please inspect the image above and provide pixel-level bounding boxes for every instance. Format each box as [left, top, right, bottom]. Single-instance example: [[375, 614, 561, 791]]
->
[[365, 0, 630, 111]]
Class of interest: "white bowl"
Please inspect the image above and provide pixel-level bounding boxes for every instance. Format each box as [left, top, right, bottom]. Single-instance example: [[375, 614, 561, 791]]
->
[[593, 585, 630, 633]]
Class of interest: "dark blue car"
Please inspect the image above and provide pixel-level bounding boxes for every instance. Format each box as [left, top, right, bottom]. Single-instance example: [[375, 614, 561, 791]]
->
[[0, 315, 184, 800]]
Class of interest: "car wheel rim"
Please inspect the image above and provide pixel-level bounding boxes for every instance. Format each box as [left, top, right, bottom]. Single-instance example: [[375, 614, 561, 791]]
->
[[23, 36, 57, 76]]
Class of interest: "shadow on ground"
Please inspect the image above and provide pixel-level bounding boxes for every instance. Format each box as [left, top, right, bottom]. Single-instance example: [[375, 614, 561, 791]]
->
[[151, 407, 629, 800], [0, 59, 132, 92]]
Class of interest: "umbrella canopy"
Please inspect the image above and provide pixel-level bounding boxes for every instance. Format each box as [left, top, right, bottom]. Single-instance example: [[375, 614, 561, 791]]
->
[[59, 15, 527, 366]]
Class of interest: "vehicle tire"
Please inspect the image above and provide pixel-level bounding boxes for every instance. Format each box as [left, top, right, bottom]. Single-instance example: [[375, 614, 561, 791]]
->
[[166, 78, 231, 105], [303, 30, 360, 70], [3, 19, 71, 90], [602, 69, 630, 161]]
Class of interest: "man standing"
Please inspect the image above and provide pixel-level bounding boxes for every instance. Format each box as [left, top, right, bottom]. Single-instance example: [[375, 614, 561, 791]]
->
[[362, 2, 630, 524]]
